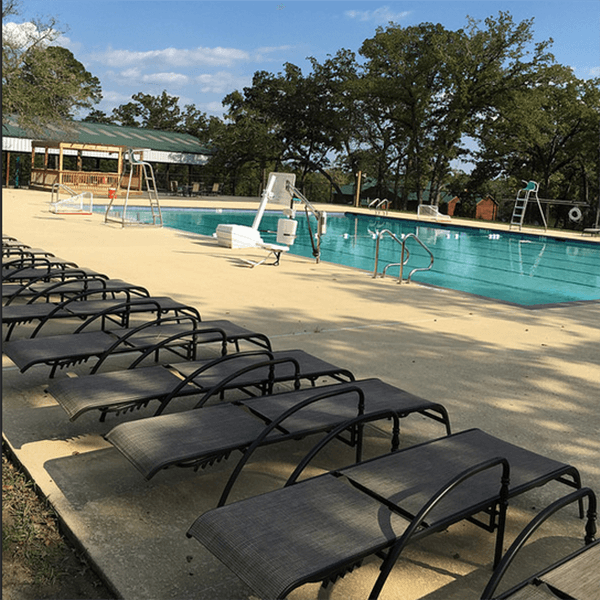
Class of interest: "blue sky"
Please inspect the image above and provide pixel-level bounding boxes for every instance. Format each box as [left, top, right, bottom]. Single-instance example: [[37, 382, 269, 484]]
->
[[7, 1, 600, 118]]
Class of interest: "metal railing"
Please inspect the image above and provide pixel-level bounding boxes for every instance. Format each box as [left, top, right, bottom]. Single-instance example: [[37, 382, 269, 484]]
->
[[372, 230, 434, 284]]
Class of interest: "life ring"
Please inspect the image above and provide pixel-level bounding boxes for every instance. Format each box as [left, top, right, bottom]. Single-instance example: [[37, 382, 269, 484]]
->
[[568, 207, 582, 222]]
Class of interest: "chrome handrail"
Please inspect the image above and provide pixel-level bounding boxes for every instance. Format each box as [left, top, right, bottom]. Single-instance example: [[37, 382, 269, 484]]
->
[[399, 233, 434, 282], [51, 183, 77, 202], [373, 230, 434, 284]]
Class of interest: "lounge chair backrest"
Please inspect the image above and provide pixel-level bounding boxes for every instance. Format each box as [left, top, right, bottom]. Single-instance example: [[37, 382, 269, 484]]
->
[[481, 487, 597, 599]]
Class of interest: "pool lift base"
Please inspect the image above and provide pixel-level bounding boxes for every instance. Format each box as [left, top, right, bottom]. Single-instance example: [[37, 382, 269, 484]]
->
[[216, 172, 327, 265]]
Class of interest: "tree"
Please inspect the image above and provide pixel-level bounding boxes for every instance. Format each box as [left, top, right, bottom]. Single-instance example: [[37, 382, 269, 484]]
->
[[470, 65, 600, 225], [2, 2, 102, 133], [106, 90, 210, 138], [358, 12, 555, 204]]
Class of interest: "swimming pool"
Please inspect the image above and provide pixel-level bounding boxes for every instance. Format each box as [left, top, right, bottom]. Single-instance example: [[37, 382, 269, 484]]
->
[[100, 207, 600, 307]]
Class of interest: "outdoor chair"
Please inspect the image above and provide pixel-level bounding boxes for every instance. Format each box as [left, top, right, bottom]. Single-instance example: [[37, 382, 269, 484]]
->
[[47, 348, 355, 422], [3, 311, 271, 378], [3, 276, 147, 306], [2, 287, 206, 341], [2, 256, 106, 286], [481, 487, 597, 599], [105, 377, 451, 481], [187, 427, 583, 600]]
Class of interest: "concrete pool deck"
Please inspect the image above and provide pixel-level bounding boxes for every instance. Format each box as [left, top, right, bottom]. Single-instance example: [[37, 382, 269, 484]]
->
[[2, 188, 599, 600]]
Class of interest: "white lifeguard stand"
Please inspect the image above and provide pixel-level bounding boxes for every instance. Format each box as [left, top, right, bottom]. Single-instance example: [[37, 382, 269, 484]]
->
[[216, 172, 327, 264], [104, 148, 162, 227], [510, 181, 547, 231]]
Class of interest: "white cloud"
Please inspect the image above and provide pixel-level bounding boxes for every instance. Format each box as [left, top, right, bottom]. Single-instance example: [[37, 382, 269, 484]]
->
[[195, 71, 250, 94], [345, 6, 410, 24], [141, 72, 190, 87], [203, 100, 227, 115], [588, 66, 600, 78], [91, 46, 250, 68], [252, 45, 294, 61], [2, 21, 59, 48]]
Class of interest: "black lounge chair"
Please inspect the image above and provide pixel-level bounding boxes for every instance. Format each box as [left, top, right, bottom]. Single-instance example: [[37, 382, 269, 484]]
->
[[2, 272, 114, 304], [105, 378, 450, 480], [2, 289, 199, 340], [187, 428, 583, 600], [2, 246, 55, 260], [47, 348, 355, 422], [3, 311, 271, 377], [481, 488, 597, 600], [2, 256, 93, 281], [3, 276, 148, 306]]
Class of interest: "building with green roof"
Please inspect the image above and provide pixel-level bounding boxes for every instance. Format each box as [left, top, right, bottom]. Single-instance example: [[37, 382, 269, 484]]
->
[[2, 117, 213, 194]]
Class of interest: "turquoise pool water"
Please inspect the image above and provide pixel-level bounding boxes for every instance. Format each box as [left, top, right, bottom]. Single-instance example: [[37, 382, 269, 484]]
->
[[100, 207, 600, 306]]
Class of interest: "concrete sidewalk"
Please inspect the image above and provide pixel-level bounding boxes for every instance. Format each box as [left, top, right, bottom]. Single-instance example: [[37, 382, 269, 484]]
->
[[2, 188, 599, 600]]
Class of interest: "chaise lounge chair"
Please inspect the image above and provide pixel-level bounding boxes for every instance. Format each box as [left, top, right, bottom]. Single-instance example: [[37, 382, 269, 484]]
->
[[47, 348, 356, 422], [2, 255, 92, 280], [187, 427, 583, 600], [482, 487, 597, 599], [2, 289, 200, 341], [3, 275, 148, 305], [3, 311, 271, 377], [105, 377, 451, 480]]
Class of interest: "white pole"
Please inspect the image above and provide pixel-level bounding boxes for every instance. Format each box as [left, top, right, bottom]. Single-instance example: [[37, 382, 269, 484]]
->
[[251, 173, 277, 230]]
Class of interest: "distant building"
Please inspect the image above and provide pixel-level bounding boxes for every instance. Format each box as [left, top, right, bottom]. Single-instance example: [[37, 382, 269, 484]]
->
[[447, 196, 460, 217], [475, 196, 499, 221], [2, 117, 212, 193]]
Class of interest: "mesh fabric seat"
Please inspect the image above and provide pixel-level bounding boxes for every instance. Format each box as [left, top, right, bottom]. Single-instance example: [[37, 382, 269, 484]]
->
[[48, 349, 354, 422], [104, 378, 450, 479], [188, 429, 582, 600]]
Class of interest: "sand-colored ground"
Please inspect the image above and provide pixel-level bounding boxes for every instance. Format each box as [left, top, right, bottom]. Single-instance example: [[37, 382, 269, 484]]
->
[[2, 188, 599, 599]]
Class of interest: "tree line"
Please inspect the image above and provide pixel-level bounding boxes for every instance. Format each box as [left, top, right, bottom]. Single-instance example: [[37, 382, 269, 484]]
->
[[3, 2, 599, 224]]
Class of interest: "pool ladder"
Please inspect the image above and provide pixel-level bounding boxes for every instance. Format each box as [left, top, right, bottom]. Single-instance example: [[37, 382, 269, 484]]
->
[[372, 230, 434, 283]]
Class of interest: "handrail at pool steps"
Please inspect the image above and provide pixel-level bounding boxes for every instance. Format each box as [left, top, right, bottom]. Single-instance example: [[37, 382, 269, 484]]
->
[[372, 230, 434, 284]]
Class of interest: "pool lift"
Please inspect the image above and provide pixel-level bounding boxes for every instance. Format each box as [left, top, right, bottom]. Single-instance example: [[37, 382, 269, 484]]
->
[[105, 148, 162, 227], [215, 172, 327, 265], [510, 181, 547, 232]]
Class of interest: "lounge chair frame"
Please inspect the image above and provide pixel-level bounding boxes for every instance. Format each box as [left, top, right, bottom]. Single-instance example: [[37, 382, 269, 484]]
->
[[482, 487, 597, 599], [105, 378, 451, 480], [48, 348, 353, 422], [188, 427, 583, 600]]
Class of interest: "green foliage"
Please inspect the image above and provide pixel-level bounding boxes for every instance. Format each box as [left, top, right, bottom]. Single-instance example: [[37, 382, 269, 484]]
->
[[2, 3, 102, 134]]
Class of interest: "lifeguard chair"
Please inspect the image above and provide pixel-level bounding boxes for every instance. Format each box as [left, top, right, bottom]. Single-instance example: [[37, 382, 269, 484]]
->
[[510, 181, 547, 231], [104, 148, 162, 227]]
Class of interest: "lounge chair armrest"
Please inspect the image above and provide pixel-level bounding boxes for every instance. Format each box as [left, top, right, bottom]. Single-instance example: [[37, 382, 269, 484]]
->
[[370, 456, 511, 599], [152, 350, 277, 415], [30, 287, 138, 336], [217, 385, 367, 507], [285, 409, 412, 489], [481, 487, 597, 600], [71, 298, 172, 334], [192, 355, 304, 410], [89, 313, 200, 372], [24, 276, 113, 305]]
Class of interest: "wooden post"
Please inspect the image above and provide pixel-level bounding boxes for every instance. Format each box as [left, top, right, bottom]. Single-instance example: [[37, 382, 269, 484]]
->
[[354, 171, 363, 208], [58, 145, 64, 185]]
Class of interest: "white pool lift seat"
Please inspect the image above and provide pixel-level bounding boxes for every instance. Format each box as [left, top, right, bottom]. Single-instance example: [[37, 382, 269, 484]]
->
[[216, 172, 326, 266]]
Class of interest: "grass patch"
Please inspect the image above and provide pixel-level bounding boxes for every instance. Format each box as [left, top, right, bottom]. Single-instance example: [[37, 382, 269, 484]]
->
[[2, 443, 114, 599]]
